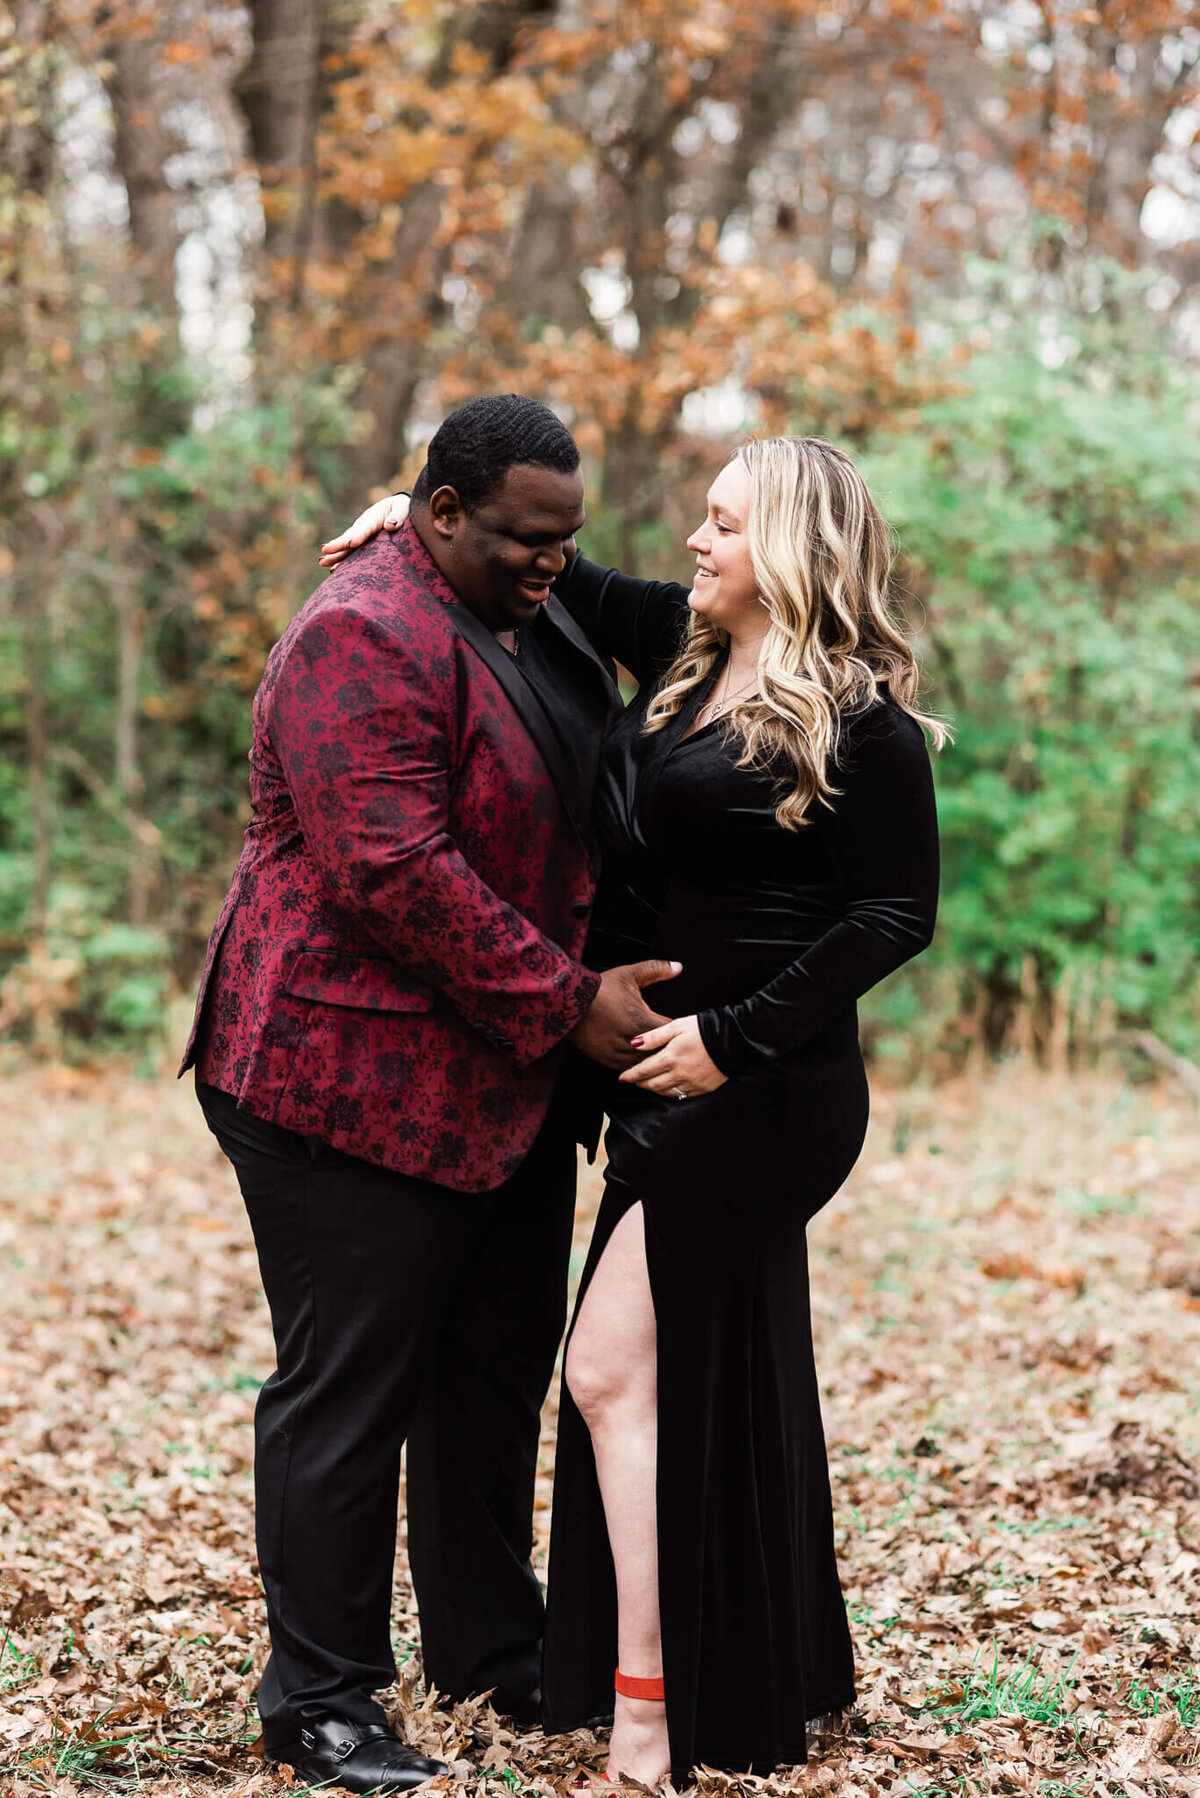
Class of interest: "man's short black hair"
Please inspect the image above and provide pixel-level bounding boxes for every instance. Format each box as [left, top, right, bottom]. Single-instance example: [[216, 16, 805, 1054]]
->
[[410, 394, 580, 513]]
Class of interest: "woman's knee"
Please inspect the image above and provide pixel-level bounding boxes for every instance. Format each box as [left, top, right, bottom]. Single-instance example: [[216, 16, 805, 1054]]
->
[[564, 1325, 653, 1428], [564, 1201, 656, 1427]]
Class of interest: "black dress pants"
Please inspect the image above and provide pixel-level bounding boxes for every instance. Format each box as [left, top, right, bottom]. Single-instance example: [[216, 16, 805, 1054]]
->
[[196, 1082, 576, 1754]]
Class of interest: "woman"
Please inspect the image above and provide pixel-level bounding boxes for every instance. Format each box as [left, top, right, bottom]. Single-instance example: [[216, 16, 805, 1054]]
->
[[321, 437, 943, 1784]]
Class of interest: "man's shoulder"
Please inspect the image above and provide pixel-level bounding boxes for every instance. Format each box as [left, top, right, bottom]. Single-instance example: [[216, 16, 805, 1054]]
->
[[275, 536, 457, 673], [308, 534, 452, 632]]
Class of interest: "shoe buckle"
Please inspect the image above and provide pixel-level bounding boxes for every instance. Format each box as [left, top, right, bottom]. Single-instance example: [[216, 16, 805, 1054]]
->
[[299, 1728, 316, 1751], [334, 1737, 357, 1761]]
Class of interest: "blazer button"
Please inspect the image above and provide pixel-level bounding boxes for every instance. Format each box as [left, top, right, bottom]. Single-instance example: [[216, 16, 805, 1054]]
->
[[571, 900, 590, 919]]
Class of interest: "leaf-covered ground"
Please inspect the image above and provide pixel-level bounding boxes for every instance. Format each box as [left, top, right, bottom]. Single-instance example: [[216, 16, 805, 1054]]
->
[[1, 1063, 1198, 1797]]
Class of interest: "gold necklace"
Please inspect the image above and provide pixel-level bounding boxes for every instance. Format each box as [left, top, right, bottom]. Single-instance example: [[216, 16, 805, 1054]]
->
[[704, 669, 758, 723]]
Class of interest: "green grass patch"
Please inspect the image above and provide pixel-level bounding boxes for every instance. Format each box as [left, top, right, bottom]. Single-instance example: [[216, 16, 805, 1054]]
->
[[928, 1647, 1078, 1728], [993, 1516, 1091, 1536], [5, 1714, 144, 1790], [896, 1781, 972, 1798], [1128, 1672, 1200, 1728], [0, 1633, 40, 1694], [845, 1597, 900, 1638]]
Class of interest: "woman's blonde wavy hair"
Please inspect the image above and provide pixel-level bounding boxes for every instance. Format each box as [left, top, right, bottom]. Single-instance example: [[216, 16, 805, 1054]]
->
[[643, 435, 946, 829]]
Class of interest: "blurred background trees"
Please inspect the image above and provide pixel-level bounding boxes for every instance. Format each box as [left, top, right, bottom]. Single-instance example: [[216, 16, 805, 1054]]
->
[[1, 0, 1198, 1067]]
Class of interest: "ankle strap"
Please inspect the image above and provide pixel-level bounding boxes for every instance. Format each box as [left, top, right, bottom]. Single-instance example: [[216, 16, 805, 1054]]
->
[[614, 1668, 665, 1701]]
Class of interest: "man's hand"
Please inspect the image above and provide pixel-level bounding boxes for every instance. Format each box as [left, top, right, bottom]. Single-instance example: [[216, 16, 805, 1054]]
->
[[319, 493, 411, 569], [570, 960, 682, 1070]]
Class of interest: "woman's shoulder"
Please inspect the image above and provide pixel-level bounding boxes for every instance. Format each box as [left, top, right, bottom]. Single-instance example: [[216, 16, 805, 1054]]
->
[[837, 688, 930, 769]]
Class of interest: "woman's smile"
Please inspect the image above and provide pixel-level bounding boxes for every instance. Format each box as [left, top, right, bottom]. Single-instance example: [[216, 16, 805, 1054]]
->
[[685, 460, 762, 625]]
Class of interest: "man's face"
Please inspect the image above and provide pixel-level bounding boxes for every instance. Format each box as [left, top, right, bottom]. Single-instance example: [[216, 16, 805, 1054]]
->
[[426, 463, 586, 632]]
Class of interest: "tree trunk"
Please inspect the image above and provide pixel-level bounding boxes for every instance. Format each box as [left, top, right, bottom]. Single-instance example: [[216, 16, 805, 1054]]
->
[[105, 26, 184, 344], [348, 0, 562, 489], [15, 578, 51, 944], [112, 578, 153, 925], [236, 0, 325, 318], [2, 8, 58, 972], [350, 179, 450, 491], [1081, 28, 1183, 264]]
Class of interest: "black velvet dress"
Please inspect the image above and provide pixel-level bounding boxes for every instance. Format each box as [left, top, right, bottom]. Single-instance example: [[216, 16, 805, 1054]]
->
[[541, 557, 940, 1777]]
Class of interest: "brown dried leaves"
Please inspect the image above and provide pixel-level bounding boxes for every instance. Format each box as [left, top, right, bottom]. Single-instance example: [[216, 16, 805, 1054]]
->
[[1, 1063, 1199, 1796]]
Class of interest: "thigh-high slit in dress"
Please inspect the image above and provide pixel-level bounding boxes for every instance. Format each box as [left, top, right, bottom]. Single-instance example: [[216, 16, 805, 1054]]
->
[[540, 556, 940, 1779]]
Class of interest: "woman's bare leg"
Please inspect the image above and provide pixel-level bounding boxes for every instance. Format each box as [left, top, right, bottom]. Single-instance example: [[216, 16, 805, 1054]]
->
[[564, 1202, 669, 1786]]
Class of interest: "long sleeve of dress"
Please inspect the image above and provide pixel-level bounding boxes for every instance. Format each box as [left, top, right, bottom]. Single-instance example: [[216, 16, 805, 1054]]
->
[[553, 553, 691, 686], [696, 705, 939, 1076]]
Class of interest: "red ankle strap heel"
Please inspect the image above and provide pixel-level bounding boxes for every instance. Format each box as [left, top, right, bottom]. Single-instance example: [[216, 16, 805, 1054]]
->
[[614, 1668, 665, 1701]]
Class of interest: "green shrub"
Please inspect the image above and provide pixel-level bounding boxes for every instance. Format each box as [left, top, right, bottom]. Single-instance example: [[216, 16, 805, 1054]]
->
[[858, 262, 1200, 1060]]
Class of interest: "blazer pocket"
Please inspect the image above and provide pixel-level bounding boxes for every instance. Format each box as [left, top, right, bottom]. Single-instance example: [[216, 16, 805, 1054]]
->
[[285, 949, 435, 1013]]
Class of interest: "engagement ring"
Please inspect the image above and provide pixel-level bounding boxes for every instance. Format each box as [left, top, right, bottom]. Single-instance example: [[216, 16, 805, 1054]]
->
[[672, 1086, 687, 1101]]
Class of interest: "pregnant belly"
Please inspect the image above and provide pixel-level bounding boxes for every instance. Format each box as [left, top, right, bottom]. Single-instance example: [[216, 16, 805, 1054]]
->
[[641, 878, 837, 1017]]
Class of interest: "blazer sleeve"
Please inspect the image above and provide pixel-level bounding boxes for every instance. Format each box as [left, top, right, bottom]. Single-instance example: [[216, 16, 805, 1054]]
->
[[270, 605, 600, 1066], [696, 705, 939, 1076], [553, 553, 691, 685]]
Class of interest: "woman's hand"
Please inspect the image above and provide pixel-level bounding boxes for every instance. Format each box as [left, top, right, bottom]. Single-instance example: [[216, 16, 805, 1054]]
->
[[319, 493, 411, 568], [619, 1014, 728, 1098]]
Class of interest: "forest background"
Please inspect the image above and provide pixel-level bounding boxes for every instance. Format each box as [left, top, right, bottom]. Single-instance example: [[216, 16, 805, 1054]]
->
[[2, 0, 1200, 1076]]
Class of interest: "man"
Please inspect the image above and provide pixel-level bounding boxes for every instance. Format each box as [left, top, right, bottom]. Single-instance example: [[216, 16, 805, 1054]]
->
[[182, 396, 673, 1794]]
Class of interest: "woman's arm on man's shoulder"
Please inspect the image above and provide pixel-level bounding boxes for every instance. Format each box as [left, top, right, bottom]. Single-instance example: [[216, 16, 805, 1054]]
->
[[319, 494, 409, 567], [316, 495, 695, 685], [554, 552, 692, 687]]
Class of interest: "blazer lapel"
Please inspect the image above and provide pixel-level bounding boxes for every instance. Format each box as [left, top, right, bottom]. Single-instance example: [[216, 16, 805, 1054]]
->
[[544, 595, 623, 726], [392, 522, 620, 858], [536, 599, 623, 855], [447, 601, 595, 857]]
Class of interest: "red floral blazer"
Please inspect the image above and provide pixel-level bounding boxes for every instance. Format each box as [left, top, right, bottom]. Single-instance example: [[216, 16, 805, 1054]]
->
[[181, 521, 618, 1191]]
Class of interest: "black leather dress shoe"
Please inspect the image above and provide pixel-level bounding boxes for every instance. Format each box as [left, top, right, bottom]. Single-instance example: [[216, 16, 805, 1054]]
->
[[271, 1716, 447, 1793]]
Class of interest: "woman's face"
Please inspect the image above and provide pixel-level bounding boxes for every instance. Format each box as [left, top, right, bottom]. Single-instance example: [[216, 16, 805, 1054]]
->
[[686, 458, 764, 634]]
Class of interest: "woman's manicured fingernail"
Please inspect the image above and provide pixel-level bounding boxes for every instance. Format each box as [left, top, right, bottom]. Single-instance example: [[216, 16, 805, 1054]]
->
[[630, 1036, 644, 1047]]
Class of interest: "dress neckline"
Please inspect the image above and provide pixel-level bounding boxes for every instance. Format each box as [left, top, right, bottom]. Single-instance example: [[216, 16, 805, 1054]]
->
[[674, 660, 728, 747]]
